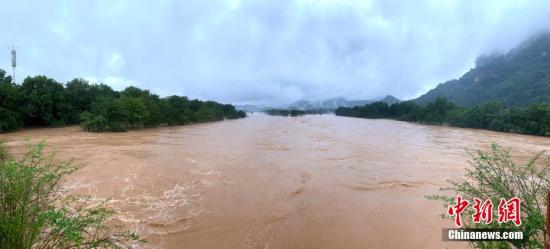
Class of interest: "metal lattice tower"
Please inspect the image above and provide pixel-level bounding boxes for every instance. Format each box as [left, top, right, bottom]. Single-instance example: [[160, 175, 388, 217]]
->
[[7, 45, 18, 84]]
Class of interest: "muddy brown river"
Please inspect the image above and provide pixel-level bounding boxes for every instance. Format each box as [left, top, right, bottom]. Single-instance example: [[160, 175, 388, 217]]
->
[[1, 114, 549, 248]]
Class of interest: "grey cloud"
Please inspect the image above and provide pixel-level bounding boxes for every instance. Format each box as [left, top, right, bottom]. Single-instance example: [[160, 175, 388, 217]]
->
[[1, 0, 550, 106]]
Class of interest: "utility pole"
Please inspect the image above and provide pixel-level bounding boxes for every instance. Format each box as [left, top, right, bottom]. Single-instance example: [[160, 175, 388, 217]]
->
[[7, 45, 19, 84]]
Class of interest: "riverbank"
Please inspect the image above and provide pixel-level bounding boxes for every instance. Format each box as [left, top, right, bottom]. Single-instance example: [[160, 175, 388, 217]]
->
[[335, 98, 550, 137]]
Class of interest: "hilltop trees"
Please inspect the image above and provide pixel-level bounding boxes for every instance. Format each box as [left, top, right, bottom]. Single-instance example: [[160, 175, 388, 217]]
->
[[0, 69, 246, 133]]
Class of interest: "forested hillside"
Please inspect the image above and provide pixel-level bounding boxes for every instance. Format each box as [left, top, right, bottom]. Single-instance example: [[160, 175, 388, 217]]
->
[[0, 70, 245, 133], [415, 33, 550, 106]]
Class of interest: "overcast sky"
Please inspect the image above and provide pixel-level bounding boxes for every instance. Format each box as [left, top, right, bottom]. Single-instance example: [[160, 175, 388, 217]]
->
[[1, 0, 550, 105]]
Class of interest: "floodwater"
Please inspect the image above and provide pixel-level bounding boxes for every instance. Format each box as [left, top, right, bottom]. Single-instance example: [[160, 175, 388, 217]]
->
[[1, 113, 549, 249]]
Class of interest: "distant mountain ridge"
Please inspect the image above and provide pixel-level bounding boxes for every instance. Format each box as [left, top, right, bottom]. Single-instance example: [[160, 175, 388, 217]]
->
[[415, 32, 550, 107], [286, 95, 399, 110], [234, 104, 269, 113], [236, 95, 400, 112]]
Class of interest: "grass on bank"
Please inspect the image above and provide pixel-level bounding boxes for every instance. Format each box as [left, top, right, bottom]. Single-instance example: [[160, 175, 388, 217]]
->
[[0, 141, 144, 249], [428, 144, 550, 248]]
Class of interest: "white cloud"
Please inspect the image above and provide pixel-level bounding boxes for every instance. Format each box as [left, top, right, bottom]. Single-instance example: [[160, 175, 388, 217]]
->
[[106, 53, 125, 71]]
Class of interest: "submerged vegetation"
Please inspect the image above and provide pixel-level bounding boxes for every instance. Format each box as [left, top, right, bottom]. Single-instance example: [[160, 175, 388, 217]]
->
[[0, 141, 143, 249], [428, 144, 550, 248], [335, 98, 550, 136], [264, 109, 331, 117], [0, 69, 246, 133]]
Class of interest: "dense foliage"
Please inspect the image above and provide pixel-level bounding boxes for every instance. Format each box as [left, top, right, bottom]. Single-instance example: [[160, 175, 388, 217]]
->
[[264, 109, 330, 117], [335, 98, 550, 136], [428, 144, 550, 248], [0, 69, 245, 133], [415, 33, 550, 107], [0, 142, 143, 249]]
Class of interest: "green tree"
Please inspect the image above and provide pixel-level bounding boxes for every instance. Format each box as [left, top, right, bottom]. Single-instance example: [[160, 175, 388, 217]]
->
[[421, 97, 457, 124], [162, 96, 192, 125], [81, 97, 125, 132], [0, 70, 23, 132], [117, 96, 150, 129], [19, 76, 71, 126], [121, 87, 164, 127], [65, 78, 94, 123], [520, 104, 550, 136], [0, 69, 246, 133]]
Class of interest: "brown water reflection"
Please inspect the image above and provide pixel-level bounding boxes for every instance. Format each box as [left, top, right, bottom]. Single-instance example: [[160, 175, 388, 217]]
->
[[1, 114, 549, 248]]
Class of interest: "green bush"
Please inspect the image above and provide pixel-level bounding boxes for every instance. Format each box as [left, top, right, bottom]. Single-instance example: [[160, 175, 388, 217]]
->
[[0, 140, 8, 162], [79, 112, 109, 132], [0, 108, 22, 133], [428, 144, 550, 248], [0, 142, 143, 249]]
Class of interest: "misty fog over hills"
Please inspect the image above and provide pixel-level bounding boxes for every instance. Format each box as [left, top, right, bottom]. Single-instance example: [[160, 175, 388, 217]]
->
[[286, 96, 399, 111], [242, 32, 550, 112], [236, 95, 399, 112], [414, 32, 550, 107]]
